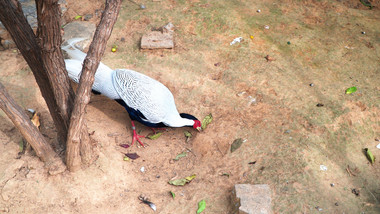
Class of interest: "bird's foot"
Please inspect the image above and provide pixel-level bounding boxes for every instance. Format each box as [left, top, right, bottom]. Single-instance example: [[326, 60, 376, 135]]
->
[[132, 129, 145, 147]]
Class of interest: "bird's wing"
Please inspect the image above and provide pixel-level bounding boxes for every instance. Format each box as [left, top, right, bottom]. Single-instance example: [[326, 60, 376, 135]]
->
[[113, 69, 178, 124]]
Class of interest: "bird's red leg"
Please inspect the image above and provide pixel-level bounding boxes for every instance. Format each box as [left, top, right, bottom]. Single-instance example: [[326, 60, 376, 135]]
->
[[131, 121, 145, 147]]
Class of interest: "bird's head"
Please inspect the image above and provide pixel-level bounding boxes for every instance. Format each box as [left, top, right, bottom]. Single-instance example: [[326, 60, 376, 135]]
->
[[193, 120, 202, 131], [180, 113, 202, 131]]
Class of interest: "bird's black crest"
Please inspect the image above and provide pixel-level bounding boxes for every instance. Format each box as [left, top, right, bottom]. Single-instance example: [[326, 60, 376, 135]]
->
[[180, 113, 198, 121]]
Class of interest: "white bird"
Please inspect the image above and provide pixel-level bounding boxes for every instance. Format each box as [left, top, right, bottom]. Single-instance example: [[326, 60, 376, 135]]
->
[[62, 38, 201, 146]]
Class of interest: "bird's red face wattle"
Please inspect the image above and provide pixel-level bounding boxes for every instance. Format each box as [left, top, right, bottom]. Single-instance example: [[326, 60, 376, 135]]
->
[[193, 120, 202, 131]]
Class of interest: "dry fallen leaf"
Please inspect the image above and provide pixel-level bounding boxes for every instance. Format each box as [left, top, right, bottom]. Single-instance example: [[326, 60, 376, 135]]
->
[[31, 113, 40, 129]]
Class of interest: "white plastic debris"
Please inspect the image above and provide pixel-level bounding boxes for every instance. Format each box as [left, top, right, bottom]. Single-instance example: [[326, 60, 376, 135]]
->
[[376, 143, 380, 149], [140, 166, 145, 173], [230, 37, 243, 45], [257, 9, 261, 13], [27, 108, 36, 114], [247, 96, 256, 106], [264, 25, 270, 30], [320, 165, 328, 171]]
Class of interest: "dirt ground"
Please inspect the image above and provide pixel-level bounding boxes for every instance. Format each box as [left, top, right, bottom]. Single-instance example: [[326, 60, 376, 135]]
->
[[1, 0, 380, 213]]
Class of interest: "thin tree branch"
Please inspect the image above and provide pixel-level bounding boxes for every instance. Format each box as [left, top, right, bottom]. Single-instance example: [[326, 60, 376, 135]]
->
[[66, 0, 122, 171], [0, 82, 66, 175]]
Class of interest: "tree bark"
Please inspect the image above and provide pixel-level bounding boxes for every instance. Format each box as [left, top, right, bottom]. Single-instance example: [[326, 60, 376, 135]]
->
[[66, 0, 122, 172], [35, 0, 76, 144], [0, 82, 66, 175], [0, 0, 68, 144]]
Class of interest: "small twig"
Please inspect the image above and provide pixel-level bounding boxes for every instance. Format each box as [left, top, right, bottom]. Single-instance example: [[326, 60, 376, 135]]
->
[[364, 187, 379, 203], [346, 167, 352, 177], [186, 147, 196, 157]]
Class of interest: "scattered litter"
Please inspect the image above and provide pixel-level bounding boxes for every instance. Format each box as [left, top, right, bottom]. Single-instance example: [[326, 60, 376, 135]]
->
[[31, 112, 40, 129], [170, 191, 175, 199], [316, 103, 324, 107], [107, 132, 121, 137], [184, 131, 192, 143], [309, 83, 314, 87], [230, 37, 243, 45], [264, 25, 270, 29], [19, 140, 24, 153], [111, 45, 117, 52], [352, 188, 360, 196], [140, 166, 145, 173], [330, 183, 335, 187], [320, 165, 328, 171], [248, 161, 257, 165], [138, 195, 156, 211], [315, 206, 323, 211], [173, 152, 187, 161], [147, 132, 162, 140], [197, 199, 206, 214], [237, 91, 246, 97], [346, 165, 360, 176], [140, 4, 146, 9], [264, 55, 275, 62], [344, 45, 354, 49], [201, 113, 213, 130], [376, 143, 380, 149], [345, 86, 357, 94], [364, 148, 375, 164], [231, 138, 246, 153], [27, 108, 35, 114], [120, 144, 130, 148], [360, 0, 373, 8], [220, 172, 230, 177], [257, 9, 261, 13], [125, 153, 140, 160], [247, 96, 256, 105], [168, 174, 196, 186]]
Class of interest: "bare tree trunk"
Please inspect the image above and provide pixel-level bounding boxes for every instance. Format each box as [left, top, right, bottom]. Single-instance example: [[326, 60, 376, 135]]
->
[[0, 82, 66, 175], [35, 0, 76, 144], [66, 0, 122, 171], [0, 0, 68, 144]]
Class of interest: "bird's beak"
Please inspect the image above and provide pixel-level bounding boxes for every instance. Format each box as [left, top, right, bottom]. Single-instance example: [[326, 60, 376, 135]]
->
[[196, 127, 202, 132]]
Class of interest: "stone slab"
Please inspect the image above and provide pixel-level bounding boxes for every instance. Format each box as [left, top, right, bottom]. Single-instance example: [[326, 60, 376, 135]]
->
[[140, 23, 174, 49], [233, 184, 272, 214]]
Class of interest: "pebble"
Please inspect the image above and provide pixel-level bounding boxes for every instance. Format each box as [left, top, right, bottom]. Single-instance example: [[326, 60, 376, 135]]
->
[[140, 4, 146, 9], [140, 166, 145, 173], [84, 14, 93, 21], [257, 9, 261, 13], [330, 183, 335, 187], [361, 31, 365, 35], [309, 83, 314, 87]]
